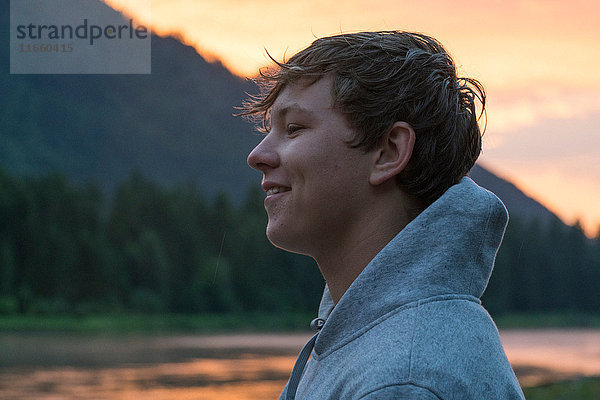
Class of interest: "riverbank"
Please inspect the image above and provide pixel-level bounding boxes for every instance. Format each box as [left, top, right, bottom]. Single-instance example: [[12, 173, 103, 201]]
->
[[523, 376, 600, 399], [2, 311, 600, 334], [0, 312, 315, 334], [494, 312, 600, 329]]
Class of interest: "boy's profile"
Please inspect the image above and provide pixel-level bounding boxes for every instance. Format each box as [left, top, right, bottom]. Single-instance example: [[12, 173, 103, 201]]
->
[[241, 31, 525, 400]]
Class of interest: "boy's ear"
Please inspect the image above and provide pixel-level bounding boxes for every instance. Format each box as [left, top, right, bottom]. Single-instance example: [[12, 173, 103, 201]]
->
[[369, 121, 415, 186]]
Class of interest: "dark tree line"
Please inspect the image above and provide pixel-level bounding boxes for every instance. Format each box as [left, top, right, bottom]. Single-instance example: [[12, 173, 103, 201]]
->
[[484, 215, 600, 314], [0, 167, 599, 316], [0, 169, 323, 315]]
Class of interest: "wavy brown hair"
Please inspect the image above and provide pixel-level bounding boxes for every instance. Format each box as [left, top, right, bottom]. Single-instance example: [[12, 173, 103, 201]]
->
[[240, 31, 486, 206]]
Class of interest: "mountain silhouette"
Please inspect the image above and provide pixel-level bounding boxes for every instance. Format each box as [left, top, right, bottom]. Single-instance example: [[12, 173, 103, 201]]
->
[[469, 164, 562, 227]]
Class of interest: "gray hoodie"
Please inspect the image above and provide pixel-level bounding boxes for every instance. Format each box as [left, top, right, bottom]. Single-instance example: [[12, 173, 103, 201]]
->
[[280, 177, 525, 399]]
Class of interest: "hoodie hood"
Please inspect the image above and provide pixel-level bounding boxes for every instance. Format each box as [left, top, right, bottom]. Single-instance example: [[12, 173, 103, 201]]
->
[[314, 177, 508, 356]]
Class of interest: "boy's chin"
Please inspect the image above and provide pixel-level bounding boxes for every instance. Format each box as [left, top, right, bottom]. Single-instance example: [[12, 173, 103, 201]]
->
[[266, 226, 308, 256]]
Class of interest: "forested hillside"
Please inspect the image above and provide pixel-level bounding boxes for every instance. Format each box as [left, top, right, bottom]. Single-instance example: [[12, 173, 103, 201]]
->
[[0, 168, 598, 316], [1, 2, 261, 199], [0, 169, 323, 314]]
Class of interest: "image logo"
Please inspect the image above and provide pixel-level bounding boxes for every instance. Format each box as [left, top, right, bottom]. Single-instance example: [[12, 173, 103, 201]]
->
[[10, 0, 151, 74]]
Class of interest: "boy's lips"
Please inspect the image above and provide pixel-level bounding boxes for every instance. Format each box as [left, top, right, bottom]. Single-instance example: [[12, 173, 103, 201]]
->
[[262, 181, 291, 196], [266, 186, 291, 196]]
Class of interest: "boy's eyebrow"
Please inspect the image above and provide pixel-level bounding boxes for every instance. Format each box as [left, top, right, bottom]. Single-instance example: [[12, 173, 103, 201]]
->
[[271, 103, 317, 120]]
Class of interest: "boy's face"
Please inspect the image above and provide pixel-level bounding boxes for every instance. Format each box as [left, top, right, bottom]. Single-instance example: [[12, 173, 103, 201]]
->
[[247, 75, 376, 256]]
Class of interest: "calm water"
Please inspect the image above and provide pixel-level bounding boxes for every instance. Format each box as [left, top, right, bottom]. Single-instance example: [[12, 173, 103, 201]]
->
[[1, 330, 599, 399]]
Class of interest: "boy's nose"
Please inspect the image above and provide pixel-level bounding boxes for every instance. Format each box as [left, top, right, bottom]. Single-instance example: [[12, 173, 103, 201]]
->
[[247, 136, 280, 171]]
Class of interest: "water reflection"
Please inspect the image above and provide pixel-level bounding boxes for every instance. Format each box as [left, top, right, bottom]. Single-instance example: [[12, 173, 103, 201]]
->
[[0, 355, 293, 399], [501, 329, 600, 386], [0, 333, 307, 400], [1, 330, 599, 399]]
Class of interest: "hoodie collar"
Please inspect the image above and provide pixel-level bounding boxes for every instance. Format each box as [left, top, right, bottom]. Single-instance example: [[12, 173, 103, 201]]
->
[[314, 177, 508, 356]]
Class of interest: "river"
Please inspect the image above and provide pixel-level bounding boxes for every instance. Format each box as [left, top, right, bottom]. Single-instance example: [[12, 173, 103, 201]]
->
[[1, 329, 598, 399]]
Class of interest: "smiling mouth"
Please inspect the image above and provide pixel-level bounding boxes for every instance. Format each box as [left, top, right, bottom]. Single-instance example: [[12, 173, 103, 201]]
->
[[266, 186, 291, 196]]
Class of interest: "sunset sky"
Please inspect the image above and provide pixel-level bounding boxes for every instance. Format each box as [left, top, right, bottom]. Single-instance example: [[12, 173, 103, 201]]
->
[[104, 0, 600, 237]]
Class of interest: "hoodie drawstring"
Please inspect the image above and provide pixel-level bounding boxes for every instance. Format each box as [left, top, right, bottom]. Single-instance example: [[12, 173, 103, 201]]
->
[[285, 317, 325, 400], [285, 332, 318, 400]]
